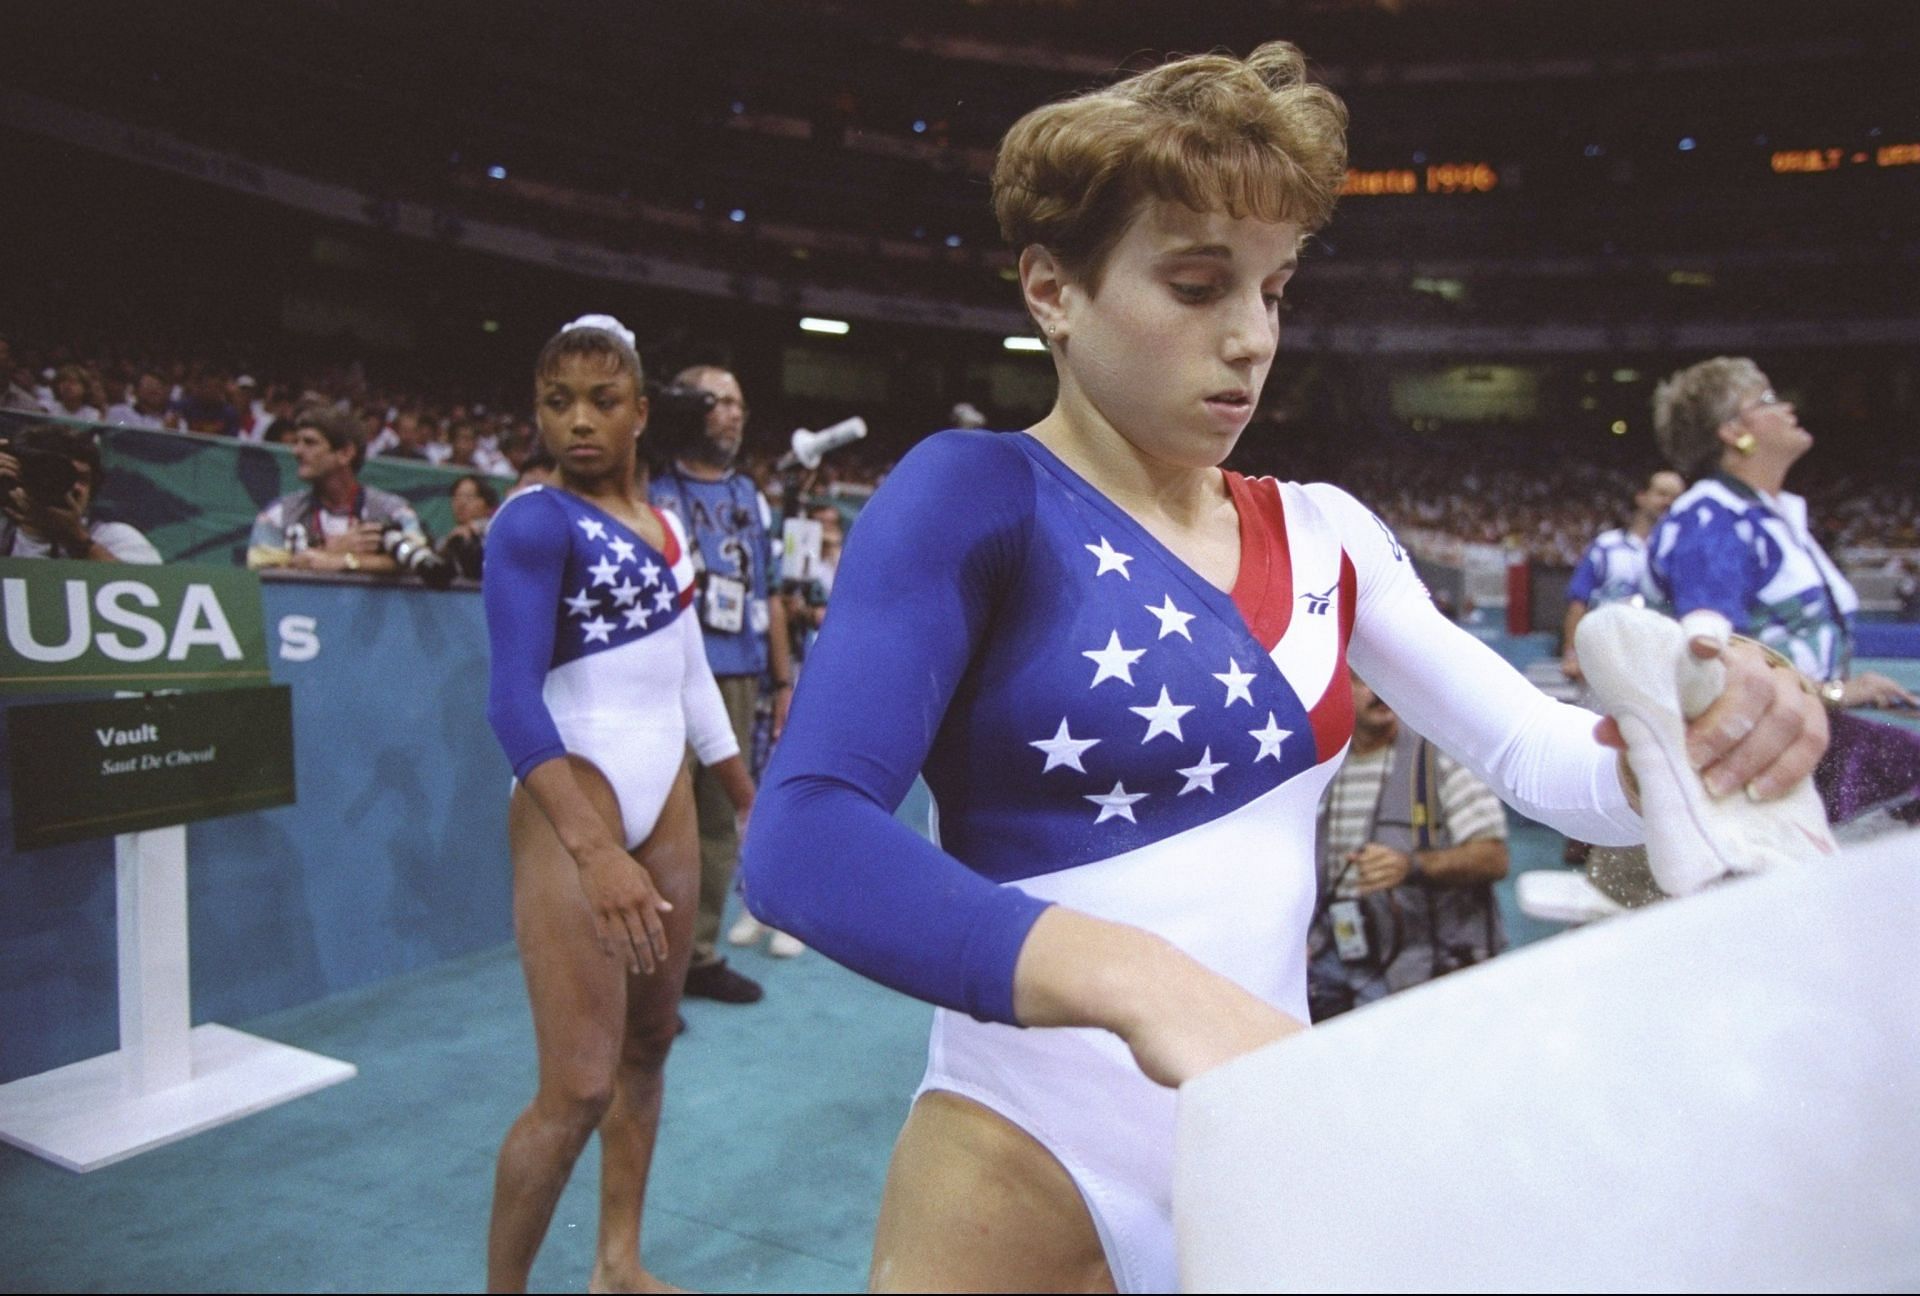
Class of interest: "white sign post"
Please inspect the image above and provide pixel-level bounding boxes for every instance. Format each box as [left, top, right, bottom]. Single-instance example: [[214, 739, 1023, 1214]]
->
[[0, 826, 356, 1172]]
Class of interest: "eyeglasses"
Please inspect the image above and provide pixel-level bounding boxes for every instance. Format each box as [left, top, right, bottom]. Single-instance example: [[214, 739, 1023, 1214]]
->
[[1736, 389, 1783, 418]]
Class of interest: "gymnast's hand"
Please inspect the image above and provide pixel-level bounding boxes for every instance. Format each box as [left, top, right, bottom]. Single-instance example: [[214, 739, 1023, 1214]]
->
[[1593, 634, 1827, 802], [575, 842, 673, 975], [1012, 908, 1306, 1090], [1121, 974, 1307, 1089]]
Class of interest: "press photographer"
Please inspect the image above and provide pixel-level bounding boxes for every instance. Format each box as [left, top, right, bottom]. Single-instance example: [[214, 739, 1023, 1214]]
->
[[648, 362, 792, 1004], [246, 405, 432, 577], [0, 422, 161, 563], [1307, 671, 1511, 1021]]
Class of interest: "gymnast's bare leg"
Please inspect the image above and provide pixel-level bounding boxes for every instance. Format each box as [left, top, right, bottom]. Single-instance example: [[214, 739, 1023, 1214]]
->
[[486, 760, 698, 1294], [869, 1091, 1115, 1294]]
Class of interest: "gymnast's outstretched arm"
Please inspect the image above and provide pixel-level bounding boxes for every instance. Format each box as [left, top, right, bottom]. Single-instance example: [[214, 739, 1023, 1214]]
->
[[1314, 483, 1824, 815]]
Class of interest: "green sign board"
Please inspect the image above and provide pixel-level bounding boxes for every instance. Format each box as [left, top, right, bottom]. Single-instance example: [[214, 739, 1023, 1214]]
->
[[6, 685, 295, 849], [0, 557, 270, 694]]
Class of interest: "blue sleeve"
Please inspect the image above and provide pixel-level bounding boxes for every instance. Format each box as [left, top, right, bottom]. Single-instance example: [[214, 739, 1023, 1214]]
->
[[739, 432, 1052, 1025], [1565, 541, 1603, 604], [1650, 504, 1754, 626], [482, 491, 570, 781]]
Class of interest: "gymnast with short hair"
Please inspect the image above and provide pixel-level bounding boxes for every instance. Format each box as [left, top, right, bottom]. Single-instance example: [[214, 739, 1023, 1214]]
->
[[481, 316, 752, 1293], [741, 44, 1828, 1293]]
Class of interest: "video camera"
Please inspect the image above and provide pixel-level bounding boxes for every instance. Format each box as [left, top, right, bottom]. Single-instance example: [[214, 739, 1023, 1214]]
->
[[642, 380, 718, 466]]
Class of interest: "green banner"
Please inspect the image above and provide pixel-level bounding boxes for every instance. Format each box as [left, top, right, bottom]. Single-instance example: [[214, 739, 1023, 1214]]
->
[[6, 685, 295, 849], [0, 556, 270, 693], [0, 410, 511, 565]]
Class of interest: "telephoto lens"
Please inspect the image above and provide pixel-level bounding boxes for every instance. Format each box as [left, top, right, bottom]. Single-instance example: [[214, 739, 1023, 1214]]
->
[[380, 522, 456, 589]]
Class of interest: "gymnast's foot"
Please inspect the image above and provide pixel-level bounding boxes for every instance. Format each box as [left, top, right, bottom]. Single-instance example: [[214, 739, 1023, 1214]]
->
[[588, 1260, 688, 1293]]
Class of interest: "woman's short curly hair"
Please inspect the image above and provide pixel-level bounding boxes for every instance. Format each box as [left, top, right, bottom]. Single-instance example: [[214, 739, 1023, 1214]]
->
[[991, 41, 1349, 291], [1653, 356, 1765, 478]]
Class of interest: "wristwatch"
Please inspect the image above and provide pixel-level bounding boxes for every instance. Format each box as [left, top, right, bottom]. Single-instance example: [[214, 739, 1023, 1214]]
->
[[343, 552, 361, 572]]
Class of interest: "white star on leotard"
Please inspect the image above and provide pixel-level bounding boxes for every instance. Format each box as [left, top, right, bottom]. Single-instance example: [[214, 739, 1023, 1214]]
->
[[1082, 631, 1146, 688], [1213, 658, 1256, 707], [1250, 712, 1292, 763], [580, 615, 615, 645], [638, 559, 663, 587], [577, 517, 607, 541], [622, 604, 652, 630], [1144, 594, 1195, 641], [652, 588, 676, 614], [1030, 718, 1101, 773], [587, 555, 621, 587], [607, 536, 637, 565], [1175, 747, 1229, 796], [1085, 537, 1134, 580], [562, 589, 598, 619], [608, 578, 643, 608], [1084, 780, 1148, 825], [1128, 686, 1193, 744]]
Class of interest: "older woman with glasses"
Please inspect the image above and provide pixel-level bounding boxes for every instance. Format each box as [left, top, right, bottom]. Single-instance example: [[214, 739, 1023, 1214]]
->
[[1649, 357, 1920, 826]]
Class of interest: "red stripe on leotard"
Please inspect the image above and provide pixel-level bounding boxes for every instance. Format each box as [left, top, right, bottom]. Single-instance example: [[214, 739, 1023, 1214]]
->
[[1305, 553, 1358, 762], [1225, 470, 1292, 650]]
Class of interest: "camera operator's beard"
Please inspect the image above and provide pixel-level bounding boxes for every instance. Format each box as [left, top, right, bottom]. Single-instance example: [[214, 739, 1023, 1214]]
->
[[691, 435, 739, 470]]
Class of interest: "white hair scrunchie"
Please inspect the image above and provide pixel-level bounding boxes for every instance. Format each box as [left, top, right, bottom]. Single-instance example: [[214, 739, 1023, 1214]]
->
[[560, 313, 636, 350]]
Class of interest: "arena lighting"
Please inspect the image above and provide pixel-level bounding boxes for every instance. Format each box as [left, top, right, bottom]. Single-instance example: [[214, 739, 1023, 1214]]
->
[[486, 165, 507, 180], [1004, 336, 1048, 353], [1613, 368, 1640, 383], [729, 208, 747, 223], [481, 320, 500, 333], [912, 119, 927, 134], [798, 317, 850, 335], [945, 235, 963, 248], [1611, 421, 1629, 436], [1678, 137, 1698, 152]]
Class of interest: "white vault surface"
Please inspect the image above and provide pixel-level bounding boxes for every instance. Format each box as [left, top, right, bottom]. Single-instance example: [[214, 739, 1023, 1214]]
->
[[1175, 831, 1920, 1292]]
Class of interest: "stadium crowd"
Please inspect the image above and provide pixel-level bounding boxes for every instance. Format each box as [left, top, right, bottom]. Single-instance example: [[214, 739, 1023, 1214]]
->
[[4, 332, 1916, 571]]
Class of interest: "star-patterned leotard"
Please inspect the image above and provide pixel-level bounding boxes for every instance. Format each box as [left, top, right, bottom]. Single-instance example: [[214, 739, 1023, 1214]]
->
[[742, 430, 1641, 1291], [484, 485, 737, 849]]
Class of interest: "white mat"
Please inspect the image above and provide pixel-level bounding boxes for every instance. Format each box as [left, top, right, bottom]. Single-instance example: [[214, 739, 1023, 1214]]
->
[[1175, 831, 1920, 1292]]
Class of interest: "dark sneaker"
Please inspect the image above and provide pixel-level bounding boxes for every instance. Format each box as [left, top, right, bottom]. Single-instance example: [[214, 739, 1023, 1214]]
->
[[683, 958, 764, 1004]]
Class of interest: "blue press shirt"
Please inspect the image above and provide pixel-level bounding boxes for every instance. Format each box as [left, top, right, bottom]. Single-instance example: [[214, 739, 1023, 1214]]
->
[[648, 468, 773, 677]]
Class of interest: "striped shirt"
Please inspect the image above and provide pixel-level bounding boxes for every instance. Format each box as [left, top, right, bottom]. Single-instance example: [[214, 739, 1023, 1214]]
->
[[1319, 739, 1508, 898]]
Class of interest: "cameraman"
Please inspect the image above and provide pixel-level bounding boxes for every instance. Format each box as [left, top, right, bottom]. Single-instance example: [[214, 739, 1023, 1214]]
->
[[1306, 671, 1510, 1021], [0, 424, 161, 563], [246, 405, 427, 575], [649, 364, 792, 1005]]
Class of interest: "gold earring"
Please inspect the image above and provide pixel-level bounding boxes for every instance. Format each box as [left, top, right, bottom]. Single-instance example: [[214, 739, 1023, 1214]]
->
[[1734, 432, 1756, 454]]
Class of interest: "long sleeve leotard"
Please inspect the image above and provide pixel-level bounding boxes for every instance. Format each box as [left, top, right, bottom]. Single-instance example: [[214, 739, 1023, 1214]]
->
[[484, 484, 737, 848], [741, 431, 1640, 1024]]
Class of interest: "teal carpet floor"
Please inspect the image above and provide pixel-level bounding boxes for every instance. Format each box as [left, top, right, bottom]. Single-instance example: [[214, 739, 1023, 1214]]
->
[[2, 821, 1584, 1296]]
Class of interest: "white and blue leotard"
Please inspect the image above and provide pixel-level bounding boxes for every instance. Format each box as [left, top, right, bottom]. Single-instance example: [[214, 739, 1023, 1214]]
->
[[741, 430, 1640, 1292], [484, 485, 738, 849]]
